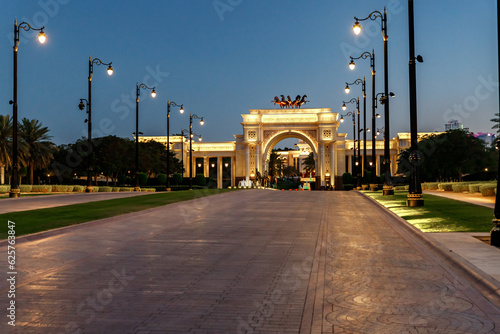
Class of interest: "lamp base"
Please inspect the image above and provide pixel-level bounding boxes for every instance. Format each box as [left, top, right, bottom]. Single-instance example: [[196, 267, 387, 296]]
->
[[382, 185, 394, 196], [407, 193, 424, 207], [369, 184, 378, 191], [166, 187, 171, 192], [85, 186, 93, 193], [9, 188, 20, 198], [134, 187, 141, 192]]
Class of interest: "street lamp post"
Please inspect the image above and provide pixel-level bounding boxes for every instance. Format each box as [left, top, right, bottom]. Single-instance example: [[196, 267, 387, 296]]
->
[[166, 101, 184, 191], [10, 19, 46, 198], [346, 78, 367, 183], [135, 82, 156, 191], [407, 0, 424, 207], [188, 114, 204, 190], [349, 50, 376, 189], [340, 112, 356, 179], [79, 57, 113, 193], [180, 129, 186, 174], [492, 0, 500, 246], [353, 7, 393, 195], [342, 98, 361, 187]]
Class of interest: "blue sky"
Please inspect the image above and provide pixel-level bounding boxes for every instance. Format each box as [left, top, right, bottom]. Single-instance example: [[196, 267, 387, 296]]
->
[[1, 0, 498, 147]]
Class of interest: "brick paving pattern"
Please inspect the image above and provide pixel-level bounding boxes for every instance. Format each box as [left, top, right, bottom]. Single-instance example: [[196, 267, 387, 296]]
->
[[0, 190, 499, 333]]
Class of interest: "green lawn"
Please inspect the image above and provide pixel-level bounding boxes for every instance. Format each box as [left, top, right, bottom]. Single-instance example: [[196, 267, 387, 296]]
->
[[362, 190, 494, 232], [0, 189, 236, 239]]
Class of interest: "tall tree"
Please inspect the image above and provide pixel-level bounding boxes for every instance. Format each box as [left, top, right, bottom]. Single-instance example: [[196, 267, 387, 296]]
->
[[397, 129, 491, 182], [0, 115, 12, 184], [302, 152, 316, 174], [19, 118, 57, 185]]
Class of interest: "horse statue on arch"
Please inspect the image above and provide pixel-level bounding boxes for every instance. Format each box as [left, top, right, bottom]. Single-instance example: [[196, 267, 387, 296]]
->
[[271, 94, 309, 109]]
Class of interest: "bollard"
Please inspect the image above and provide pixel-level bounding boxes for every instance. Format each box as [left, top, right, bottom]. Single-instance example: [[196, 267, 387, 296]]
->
[[492, 219, 500, 247]]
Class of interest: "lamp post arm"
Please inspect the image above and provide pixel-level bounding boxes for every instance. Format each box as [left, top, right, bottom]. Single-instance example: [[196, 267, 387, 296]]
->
[[346, 79, 364, 86], [15, 20, 44, 45]]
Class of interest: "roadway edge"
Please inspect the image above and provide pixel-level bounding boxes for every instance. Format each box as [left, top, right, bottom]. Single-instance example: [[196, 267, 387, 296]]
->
[[356, 191, 500, 308]]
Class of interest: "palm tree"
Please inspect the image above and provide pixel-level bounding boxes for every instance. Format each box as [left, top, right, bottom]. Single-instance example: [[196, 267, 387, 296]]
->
[[19, 118, 57, 185], [302, 152, 316, 174], [0, 115, 12, 184]]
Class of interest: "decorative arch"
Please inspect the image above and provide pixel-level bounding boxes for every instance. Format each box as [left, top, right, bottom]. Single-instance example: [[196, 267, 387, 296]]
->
[[262, 130, 318, 163]]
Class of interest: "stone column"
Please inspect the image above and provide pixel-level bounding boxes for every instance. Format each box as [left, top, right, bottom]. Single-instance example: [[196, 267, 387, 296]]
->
[[319, 142, 325, 187], [255, 144, 261, 178], [204, 157, 209, 177], [330, 143, 335, 188], [245, 145, 250, 182], [231, 156, 235, 187], [217, 156, 223, 189]]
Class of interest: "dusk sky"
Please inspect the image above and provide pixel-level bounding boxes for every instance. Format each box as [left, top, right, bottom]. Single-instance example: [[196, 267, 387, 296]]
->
[[1, 1, 498, 147]]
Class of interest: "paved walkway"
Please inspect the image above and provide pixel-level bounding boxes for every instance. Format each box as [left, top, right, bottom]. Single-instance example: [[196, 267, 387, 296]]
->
[[0, 192, 154, 214], [424, 190, 495, 209], [1, 190, 499, 333]]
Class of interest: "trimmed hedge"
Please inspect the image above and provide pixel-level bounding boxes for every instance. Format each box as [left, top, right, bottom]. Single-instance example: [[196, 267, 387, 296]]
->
[[425, 182, 439, 190], [19, 185, 32, 192], [119, 187, 134, 192], [73, 185, 85, 192], [31, 185, 52, 193], [112, 187, 121, 192], [0, 185, 11, 193], [469, 184, 481, 193], [98, 186, 113, 192], [452, 184, 470, 193], [53, 185, 74, 192], [480, 184, 496, 197], [438, 183, 453, 191], [141, 188, 156, 192]]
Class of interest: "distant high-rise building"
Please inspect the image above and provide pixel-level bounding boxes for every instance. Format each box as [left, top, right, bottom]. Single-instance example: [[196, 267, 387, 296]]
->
[[475, 132, 496, 146], [445, 119, 469, 132]]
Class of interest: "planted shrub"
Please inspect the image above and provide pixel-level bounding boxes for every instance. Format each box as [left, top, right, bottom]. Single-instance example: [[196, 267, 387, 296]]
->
[[73, 185, 85, 192], [342, 173, 353, 185], [426, 182, 439, 190], [480, 184, 496, 197], [468, 184, 481, 193], [138, 173, 148, 187], [0, 185, 11, 193], [451, 184, 470, 193], [157, 174, 167, 185], [92, 186, 100, 192], [343, 184, 354, 191], [52, 185, 74, 192], [438, 183, 453, 191], [31, 185, 52, 193], [112, 187, 121, 192], [119, 187, 134, 192], [172, 173, 183, 185], [98, 186, 113, 192], [195, 173, 206, 186], [19, 185, 32, 192]]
